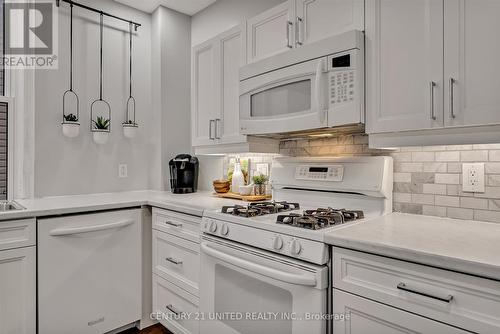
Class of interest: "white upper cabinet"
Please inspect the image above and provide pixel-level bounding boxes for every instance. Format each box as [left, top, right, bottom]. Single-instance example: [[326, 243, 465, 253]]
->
[[444, 0, 500, 127], [366, 0, 444, 133], [296, 0, 364, 46], [247, 0, 365, 63], [192, 40, 218, 146], [218, 26, 247, 145], [246, 1, 295, 64]]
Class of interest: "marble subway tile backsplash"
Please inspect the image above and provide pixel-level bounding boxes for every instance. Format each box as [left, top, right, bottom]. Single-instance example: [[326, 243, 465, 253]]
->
[[392, 145, 500, 223], [221, 134, 500, 223]]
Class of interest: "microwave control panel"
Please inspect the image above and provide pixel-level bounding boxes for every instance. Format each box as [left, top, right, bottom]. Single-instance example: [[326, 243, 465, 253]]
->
[[328, 51, 358, 107], [295, 165, 344, 182]]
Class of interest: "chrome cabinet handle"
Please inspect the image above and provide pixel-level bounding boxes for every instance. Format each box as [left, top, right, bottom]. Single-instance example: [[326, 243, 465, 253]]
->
[[165, 220, 182, 228], [166, 304, 181, 316], [449, 77, 456, 119], [296, 17, 303, 46], [286, 21, 293, 48], [397, 282, 453, 303], [166, 257, 183, 265], [209, 119, 215, 140], [429, 81, 437, 120], [215, 118, 221, 139]]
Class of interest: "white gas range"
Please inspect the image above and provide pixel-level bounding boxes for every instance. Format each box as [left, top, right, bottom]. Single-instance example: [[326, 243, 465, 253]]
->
[[199, 156, 393, 334]]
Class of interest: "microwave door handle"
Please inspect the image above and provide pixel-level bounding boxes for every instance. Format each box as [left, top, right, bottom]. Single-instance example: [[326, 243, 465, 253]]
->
[[201, 242, 317, 286], [315, 59, 327, 123]]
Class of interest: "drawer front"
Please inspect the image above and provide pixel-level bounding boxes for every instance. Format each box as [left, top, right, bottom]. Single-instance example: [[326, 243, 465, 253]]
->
[[153, 208, 201, 242], [333, 289, 469, 334], [333, 247, 500, 334], [153, 274, 199, 334], [153, 230, 200, 296], [0, 219, 36, 251]]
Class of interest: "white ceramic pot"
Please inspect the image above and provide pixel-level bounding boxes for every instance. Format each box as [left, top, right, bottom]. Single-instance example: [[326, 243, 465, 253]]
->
[[122, 124, 138, 139], [93, 130, 109, 145], [239, 184, 253, 196], [62, 122, 80, 138]]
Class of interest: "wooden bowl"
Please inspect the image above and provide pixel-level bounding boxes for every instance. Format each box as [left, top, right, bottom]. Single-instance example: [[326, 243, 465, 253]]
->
[[213, 180, 230, 193]]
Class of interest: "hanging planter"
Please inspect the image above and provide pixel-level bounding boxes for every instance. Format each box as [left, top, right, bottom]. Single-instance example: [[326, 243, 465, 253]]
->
[[123, 22, 138, 139], [90, 13, 111, 145], [62, 4, 80, 138]]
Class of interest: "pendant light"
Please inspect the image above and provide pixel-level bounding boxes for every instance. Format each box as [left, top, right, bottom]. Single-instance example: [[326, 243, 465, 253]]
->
[[62, 3, 80, 138], [90, 13, 111, 145], [123, 22, 138, 139]]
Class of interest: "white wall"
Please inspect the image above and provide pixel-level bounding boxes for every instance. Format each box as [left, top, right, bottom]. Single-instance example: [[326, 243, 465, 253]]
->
[[34, 0, 155, 197], [191, 0, 285, 46]]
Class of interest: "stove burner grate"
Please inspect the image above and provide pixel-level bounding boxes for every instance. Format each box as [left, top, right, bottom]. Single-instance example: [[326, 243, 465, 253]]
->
[[221, 201, 300, 218], [276, 207, 364, 230]]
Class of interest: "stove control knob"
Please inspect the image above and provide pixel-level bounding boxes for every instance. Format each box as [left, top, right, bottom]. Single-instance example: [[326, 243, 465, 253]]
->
[[209, 221, 218, 233], [221, 223, 229, 236], [290, 239, 302, 255], [272, 236, 283, 250]]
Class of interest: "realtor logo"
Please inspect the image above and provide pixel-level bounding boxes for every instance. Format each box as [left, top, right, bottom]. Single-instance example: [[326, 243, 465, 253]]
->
[[3, 1, 58, 69]]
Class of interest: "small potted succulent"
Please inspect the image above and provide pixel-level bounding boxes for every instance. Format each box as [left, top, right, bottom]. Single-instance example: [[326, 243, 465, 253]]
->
[[62, 113, 80, 138], [122, 119, 138, 139], [92, 116, 110, 144], [252, 174, 269, 196]]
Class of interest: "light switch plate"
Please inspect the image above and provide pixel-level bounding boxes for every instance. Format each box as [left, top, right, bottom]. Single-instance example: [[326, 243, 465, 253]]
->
[[118, 164, 128, 178], [462, 163, 485, 193]]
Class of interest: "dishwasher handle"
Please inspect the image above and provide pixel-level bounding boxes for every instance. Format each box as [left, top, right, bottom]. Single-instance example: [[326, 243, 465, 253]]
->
[[201, 242, 317, 287], [49, 219, 135, 236]]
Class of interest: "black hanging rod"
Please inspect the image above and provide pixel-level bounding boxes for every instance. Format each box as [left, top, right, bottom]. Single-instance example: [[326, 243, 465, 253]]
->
[[56, 0, 141, 30]]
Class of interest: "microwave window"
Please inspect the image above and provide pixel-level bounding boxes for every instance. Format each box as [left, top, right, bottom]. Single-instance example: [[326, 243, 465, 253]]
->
[[250, 80, 311, 117]]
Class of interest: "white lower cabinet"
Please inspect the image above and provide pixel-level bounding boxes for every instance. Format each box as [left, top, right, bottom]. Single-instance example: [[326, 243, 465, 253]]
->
[[153, 274, 200, 334], [0, 246, 36, 334], [153, 208, 201, 334], [333, 290, 469, 334], [332, 247, 500, 334]]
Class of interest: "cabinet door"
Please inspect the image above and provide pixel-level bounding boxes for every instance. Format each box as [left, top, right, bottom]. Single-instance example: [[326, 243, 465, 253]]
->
[[445, 0, 500, 127], [218, 25, 247, 145], [247, 1, 295, 63], [192, 40, 218, 146], [333, 290, 469, 334], [366, 0, 444, 133], [0, 247, 36, 334], [296, 0, 364, 46]]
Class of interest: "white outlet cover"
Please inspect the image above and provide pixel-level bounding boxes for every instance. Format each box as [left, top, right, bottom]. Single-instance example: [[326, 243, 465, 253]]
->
[[118, 164, 128, 178], [462, 163, 485, 193]]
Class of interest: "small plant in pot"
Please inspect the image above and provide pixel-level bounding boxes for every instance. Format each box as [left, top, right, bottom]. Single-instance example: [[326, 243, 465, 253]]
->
[[122, 119, 138, 139], [62, 113, 80, 138], [92, 116, 110, 145], [252, 174, 269, 196]]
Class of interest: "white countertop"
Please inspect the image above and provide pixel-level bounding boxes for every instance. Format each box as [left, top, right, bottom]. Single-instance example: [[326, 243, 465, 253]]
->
[[2, 190, 240, 220], [325, 212, 500, 281]]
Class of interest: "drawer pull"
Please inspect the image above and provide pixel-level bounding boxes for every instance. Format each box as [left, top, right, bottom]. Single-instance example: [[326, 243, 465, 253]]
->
[[166, 257, 183, 265], [397, 282, 453, 303], [165, 220, 182, 228], [166, 304, 181, 316]]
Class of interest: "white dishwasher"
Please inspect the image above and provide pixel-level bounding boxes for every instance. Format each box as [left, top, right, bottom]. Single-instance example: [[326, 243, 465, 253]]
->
[[38, 209, 142, 334]]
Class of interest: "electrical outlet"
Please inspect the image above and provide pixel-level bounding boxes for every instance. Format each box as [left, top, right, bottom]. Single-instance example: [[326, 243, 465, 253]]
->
[[462, 163, 485, 193], [256, 163, 269, 176], [118, 164, 128, 178]]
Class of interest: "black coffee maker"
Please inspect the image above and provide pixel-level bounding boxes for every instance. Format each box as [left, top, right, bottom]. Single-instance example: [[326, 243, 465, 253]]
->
[[169, 154, 199, 194]]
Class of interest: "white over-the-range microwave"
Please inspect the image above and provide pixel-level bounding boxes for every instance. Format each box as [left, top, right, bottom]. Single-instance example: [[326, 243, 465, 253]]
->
[[239, 30, 364, 136]]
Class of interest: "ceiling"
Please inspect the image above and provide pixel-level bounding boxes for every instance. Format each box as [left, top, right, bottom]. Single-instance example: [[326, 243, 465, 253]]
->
[[114, 0, 217, 15]]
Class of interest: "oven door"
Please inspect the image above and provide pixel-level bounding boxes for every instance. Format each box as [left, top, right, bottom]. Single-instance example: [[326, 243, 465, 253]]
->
[[199, 236, 328, 334], [239, 57, 328, 135]]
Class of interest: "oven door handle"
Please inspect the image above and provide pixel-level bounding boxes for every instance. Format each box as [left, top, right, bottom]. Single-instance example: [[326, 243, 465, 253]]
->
[[201, 242, 317, 286]]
